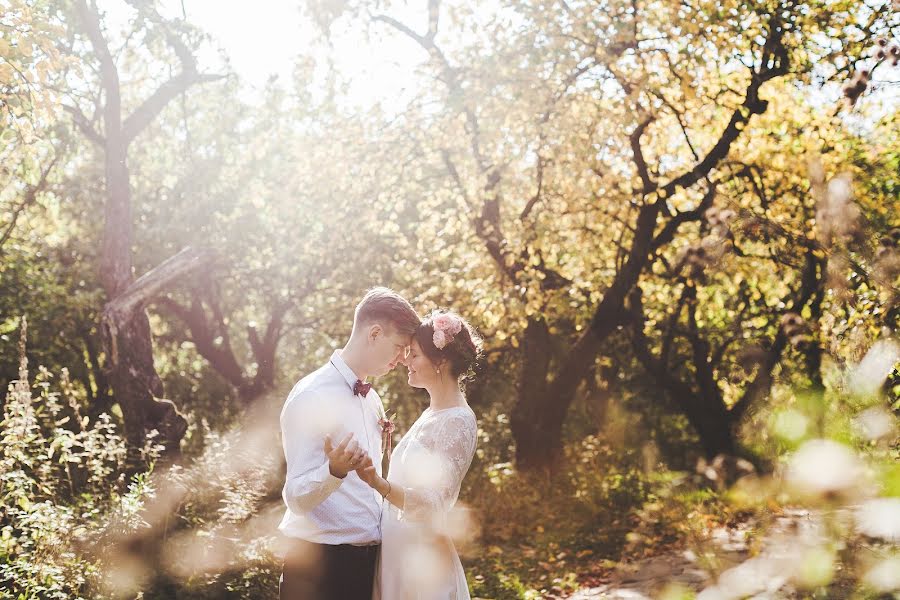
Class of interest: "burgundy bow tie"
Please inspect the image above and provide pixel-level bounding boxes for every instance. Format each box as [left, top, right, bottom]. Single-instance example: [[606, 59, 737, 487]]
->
[[353, 379, 372, 397]]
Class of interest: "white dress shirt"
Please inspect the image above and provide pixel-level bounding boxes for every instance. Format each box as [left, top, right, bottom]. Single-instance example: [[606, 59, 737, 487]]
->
[[278, 350, 385, 545]]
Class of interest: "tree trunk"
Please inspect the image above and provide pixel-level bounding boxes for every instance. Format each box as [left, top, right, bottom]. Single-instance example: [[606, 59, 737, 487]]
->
[[98, 105, 189, 459], [82, 327, 114, 421], [510, 318, 556, 470], [510, 204, 660, 470], [71, 0, 223, 459], [672, 380, 737, 457], [104, 313, 187, 456], [101, 247, 212, 458]]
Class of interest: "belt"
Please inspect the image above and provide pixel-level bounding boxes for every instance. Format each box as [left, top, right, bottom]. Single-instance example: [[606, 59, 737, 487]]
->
[[319, 542, 380, 557], [314, 541, 380, 551]]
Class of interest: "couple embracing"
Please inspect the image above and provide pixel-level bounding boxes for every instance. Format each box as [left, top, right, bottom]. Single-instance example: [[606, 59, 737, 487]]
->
[[278, 288, 481, 600]]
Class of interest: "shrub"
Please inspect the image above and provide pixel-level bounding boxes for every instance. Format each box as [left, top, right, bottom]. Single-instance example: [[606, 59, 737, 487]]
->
[[1, 319, 154, 599]]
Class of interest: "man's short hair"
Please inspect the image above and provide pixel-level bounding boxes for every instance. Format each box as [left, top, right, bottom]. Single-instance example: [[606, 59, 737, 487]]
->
[[354, 287, 421, 338]]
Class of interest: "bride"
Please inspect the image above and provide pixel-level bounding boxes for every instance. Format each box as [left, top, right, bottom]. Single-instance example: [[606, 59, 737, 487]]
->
[[357, 310, 480, 600]]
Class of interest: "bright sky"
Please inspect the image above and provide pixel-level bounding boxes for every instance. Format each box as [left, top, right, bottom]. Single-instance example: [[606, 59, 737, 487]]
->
[[157, 0, 429, 110], [98, 1, 895, 132]]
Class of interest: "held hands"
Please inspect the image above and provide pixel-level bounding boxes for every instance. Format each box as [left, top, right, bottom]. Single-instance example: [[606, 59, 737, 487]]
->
[[323, 434, 386, 497], [356, 455, 393, 503], [324, 433, 368, 479]]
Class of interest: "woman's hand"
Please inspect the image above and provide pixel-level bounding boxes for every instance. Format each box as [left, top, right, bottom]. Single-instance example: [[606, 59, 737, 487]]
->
[[355, 457, 402, 508], [355, 455, 379, 488]]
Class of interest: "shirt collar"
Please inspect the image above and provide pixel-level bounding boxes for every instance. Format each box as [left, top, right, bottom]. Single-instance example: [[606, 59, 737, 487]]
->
[[329, 350, 365, 393]]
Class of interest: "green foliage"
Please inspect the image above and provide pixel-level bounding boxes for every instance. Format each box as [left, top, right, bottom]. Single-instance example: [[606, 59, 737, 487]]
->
[[1, 0, 897, 597], [461, 433, 652, 598], [0, 322, 152, 599], [0, 320, 286, 600]]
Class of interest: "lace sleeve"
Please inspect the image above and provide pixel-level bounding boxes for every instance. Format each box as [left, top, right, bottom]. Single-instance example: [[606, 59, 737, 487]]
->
[[401, 411, 477, 522]]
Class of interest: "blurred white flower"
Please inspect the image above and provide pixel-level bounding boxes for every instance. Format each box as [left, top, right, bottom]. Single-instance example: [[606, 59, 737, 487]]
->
[[793, 546, 834, 589], [855, 498, 900, 542], [863, 556, 900, 592], [403, 448, 445, 489], [817, 173, 860, 245], [826, 175, 852, 205], [848, 339, 900, 398], [298, 400, 342, 437], [700, 555, 789, 600], [773, 409, 808, 441], [786, 439, 864, 497], [696, 586, 727, 600], [444, 503, 479, 550], [162, 529, 233, 578], [402, 539, 452, 593], [852, 406, 897, 441], [807, 157, 825, 184], [102, 553, 151, 597]]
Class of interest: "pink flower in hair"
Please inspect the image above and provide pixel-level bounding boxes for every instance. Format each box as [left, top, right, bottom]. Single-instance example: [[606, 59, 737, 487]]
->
[[433, 313, 462, 335], [432, 312, 463, 349]]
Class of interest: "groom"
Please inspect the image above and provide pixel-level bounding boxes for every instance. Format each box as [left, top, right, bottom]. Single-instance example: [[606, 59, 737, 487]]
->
[[278, 287, 420, 600]]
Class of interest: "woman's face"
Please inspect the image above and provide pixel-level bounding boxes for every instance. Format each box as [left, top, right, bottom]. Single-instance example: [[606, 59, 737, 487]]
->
[[404, 339, 440, 389]]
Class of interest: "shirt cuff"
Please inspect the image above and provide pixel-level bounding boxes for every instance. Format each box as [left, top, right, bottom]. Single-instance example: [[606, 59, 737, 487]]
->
[[318, 460, 344, 492]]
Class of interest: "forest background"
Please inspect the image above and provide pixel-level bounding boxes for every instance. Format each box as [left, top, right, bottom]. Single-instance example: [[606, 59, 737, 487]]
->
[[1, 0, 898, 597]]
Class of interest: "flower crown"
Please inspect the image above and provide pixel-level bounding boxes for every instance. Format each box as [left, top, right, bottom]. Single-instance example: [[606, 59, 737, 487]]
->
[[431, 311, 463, 350]]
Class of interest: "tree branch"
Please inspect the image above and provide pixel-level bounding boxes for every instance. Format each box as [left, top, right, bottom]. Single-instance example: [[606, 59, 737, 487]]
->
[[122, 71, 226, 145], [653, 8, 790, 202], [103, 246, 213, 370], [729, 248, 822, 421], [519, 151, 545, 220], [684, 284, 721, 405], [157, 292, 247, 389], [630, 116, 655, 193], [105, 246, 214, 319], [0, 153, 60, 252], [650, 182, 717, 253], [63, 104, 104, 146], [73, 0, 119, 106], [660, 282, 692, 366], [426, 0, 440, 41]]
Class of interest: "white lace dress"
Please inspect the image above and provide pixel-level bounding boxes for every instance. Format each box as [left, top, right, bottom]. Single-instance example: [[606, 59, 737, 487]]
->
[[374, 405, 477, 600]]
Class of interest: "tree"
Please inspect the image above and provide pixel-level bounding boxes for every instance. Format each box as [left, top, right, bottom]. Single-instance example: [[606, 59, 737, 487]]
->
[[63, 0, 224, 458], [1, 0, 65, 253], [306, 0, 894, 470]]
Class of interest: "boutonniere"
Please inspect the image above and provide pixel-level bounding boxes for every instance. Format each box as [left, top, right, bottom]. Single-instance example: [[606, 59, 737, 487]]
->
[[379, 411, 396, 456]]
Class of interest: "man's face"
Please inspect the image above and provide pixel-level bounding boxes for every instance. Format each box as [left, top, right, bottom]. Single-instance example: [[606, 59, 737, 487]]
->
[[369, 324, 412, 377]]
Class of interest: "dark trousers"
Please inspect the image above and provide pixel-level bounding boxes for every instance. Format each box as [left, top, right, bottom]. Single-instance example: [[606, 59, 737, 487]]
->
[[279, 539, 379, 600]]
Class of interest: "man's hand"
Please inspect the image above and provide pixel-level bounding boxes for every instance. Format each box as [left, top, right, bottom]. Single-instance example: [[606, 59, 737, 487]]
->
[[324, 433, 368, 479]]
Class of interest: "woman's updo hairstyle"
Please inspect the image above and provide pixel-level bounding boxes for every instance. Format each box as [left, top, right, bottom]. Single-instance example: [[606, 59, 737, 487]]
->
[[414, 310, 483, 384]]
